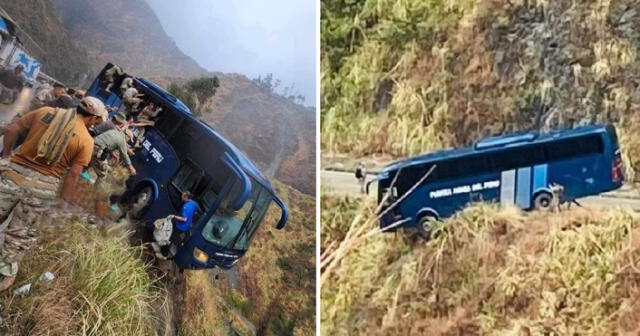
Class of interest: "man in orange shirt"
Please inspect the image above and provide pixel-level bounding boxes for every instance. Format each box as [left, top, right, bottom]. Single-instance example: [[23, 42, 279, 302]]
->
[[0, 97, 106, 291]]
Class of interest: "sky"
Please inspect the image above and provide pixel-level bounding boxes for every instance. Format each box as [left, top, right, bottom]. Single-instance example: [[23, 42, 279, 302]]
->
[[145, 0, 316, 105]]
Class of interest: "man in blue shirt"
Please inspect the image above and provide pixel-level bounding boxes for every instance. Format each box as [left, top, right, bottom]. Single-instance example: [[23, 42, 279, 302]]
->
[[163, 191, 198, 257], [170, 191, 198, 232]]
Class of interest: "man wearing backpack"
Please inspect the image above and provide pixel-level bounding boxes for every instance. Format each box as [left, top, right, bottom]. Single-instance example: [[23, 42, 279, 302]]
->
[[0, 97, 106, 291]]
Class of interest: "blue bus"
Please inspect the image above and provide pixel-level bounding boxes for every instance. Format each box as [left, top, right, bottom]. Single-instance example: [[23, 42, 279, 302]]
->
[[86, 64, 289, 270], [372, 125, 624, 237]]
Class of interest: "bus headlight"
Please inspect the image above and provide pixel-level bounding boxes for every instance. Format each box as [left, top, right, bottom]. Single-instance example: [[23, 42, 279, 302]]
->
[[193, 248, 209, 263]]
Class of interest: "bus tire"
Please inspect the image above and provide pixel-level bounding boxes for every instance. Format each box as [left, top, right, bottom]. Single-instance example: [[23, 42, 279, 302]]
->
[[533, 192, 554, 211], [417, 215, 436, 240], [129, 186, 153, 219]]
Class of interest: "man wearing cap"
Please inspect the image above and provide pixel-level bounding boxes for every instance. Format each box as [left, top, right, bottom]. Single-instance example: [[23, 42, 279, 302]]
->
[[0, 96, 107, 291], [91, 112, 136, 179], [47, 86, 76, 109], [90, 112, 136, 216], [122, 85, 144, 113], [0, 64, 25, 104], [32, 83, 66, 110]]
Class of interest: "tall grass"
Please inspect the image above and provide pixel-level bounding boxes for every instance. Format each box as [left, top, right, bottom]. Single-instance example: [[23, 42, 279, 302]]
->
[[71, 225, 155, 335], [0, 218, 157, 336], [321, 196, 640, 335]]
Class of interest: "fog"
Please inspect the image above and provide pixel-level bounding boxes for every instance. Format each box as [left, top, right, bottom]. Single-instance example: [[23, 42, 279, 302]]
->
[[146, 0, 316, 105]]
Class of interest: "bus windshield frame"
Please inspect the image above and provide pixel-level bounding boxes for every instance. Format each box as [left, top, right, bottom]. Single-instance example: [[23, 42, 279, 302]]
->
[[201, 178, 274, 251]]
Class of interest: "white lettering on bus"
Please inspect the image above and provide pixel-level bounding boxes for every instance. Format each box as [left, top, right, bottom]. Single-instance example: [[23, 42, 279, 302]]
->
[[150, 148, 164, 163], [142, 139, 151, 151], [428, 180, 500, 199]]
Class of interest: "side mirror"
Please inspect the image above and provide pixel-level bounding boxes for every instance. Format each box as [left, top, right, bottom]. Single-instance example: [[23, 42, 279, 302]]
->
[[274, 196, 288, 230], [366, 177, 379, 195]]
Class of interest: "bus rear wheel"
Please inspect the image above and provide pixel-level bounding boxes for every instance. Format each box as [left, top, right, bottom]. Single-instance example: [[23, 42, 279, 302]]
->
[[533, 192, 554, 211], [417, 215, 436, 240], [129, 186, 153, 219]]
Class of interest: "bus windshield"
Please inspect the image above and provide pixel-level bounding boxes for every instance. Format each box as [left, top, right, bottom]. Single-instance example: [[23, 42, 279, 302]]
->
[[202, 178, 273, 250]]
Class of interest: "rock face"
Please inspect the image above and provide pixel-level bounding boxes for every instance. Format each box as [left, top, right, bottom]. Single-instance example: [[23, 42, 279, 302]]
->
[[321, 0, 640, 177], [0, 1, 91, 85], [50, 0, 206, 78]]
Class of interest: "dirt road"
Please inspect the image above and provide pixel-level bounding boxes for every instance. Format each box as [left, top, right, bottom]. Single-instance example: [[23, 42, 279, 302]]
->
[[321, 169, 640, 210]]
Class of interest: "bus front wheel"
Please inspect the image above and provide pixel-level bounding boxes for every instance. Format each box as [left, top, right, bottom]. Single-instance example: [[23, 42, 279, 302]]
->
[[129, 186, 153, 219], [417, 215, 436, 240], [533, 192, 554, 211]]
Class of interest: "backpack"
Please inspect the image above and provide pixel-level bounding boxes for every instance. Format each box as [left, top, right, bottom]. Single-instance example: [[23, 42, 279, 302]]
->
[[36, 108, 77, 164], [355, 167, 364, 179]]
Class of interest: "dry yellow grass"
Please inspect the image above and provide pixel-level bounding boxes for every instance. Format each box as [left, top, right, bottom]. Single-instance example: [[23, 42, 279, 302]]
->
[[321, 196, 640, 335]]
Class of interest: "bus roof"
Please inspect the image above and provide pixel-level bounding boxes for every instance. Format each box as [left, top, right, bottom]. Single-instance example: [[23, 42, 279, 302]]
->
[[384, 124, 609, 172], [134, 77, 275, 192]]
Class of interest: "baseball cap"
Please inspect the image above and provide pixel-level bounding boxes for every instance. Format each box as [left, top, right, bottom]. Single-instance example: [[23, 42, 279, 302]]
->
[[113, 112, 127, 124], [79, 96, 108, 121]]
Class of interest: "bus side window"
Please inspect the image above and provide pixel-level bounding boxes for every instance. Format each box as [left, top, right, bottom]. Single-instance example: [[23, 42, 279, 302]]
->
[[155, 108, 183, 138], [546, 135, 603, 162], [489, 145, 545, 171], [170, 163, 203, 209]]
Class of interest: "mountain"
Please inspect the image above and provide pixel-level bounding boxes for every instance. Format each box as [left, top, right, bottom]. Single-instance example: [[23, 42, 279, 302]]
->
[[50, 0, 206, 78], [0, 1, 91, 85], [202, 73, 316, 195]]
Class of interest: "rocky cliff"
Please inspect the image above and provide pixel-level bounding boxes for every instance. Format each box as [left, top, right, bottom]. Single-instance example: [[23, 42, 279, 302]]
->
[[50, 0, 206, 78]]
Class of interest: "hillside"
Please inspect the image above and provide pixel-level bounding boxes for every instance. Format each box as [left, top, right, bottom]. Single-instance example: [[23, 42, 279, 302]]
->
[[321, 0, 640, 177], [218, 181, 316, 335], [321, 197, 640, 335], [50, 0, 206, 78], [0, 1, 91, 85], [203, 74, 316, 195]]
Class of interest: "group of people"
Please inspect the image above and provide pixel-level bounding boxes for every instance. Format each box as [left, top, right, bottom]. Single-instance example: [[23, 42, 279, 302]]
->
[[32, 81, 86, 110], [0, 67, 183, 292]]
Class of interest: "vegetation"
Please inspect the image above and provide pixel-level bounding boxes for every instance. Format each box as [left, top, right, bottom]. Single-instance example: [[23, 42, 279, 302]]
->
[[168, 76, 220, 116], [0, 218, 157, 336], [178, 270, 254, 336], [321, 196, 640, 335], [321, 0, 640, 179], [253, 73, 308, 105]]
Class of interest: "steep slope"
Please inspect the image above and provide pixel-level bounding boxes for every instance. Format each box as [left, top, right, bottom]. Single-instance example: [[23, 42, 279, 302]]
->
[[50, 0, 206, 77], [200, 73, 316, 195], [0, 1, 91, 85], [321, 0, 640, 177]]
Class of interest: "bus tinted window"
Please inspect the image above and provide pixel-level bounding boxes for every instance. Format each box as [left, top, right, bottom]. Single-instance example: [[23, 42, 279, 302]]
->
[[546, 135, 603, 161], [490, 145, 545, 171], [155, 108, 183, 138], [170, 163, 203, 208]]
